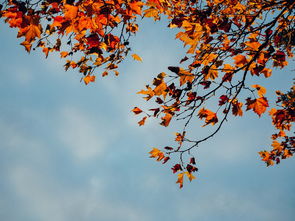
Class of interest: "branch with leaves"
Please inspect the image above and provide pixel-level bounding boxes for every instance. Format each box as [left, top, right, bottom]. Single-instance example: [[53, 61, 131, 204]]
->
[[1, 0, 294, 188]]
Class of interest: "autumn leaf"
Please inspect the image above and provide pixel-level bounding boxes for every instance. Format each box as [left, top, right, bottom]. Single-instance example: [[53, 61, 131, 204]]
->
[[132, 107, 143, 115], [149, 147, 165, 161], [252, 84, 266, 97], [18, 24, 42, 42], [64, 4, 78, 20], [232, 100, 243, 116], [179, 68, 194, 86], [176, 172, 184, 188], [137, 86, 155, 101], [234, 54, 248, 67], [132, 53, 143, 62], [245, 41, 261, 51], [20, 41, 32, 52], [160, 113, 173, 127], [246, 97, 269, 116], [153, 82, 167, 97], [198, 108, 218, 126], [60, 51, 69, 58], [138, 116, 147, 126], [185, 171, 196, 182], [84, 75, 96, 85]]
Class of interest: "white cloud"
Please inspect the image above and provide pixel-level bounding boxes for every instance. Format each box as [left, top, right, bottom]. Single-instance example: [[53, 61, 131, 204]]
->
[[57, 106, 116, 162], [176, 190, 278, 221], [8, 166, 149, 221]]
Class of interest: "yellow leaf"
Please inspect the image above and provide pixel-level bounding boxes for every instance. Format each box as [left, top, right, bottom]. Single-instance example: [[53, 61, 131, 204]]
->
[[154, 82, 167, 96], [185, 171, 196, 182], [149, 148, 161, 158], [205, 66, 218, 80], [252, 84, 266, 97], [149, 147, 165, 161], [176, 172, 184, 188], [144, 8, 159, 19], [132, 53, 143, 62], [84, 75, 96, 85], [179, 69, 194, 86]]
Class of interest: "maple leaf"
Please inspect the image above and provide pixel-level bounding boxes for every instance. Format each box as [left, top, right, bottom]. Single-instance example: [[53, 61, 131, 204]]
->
[[252, 84, 266, 97], [132, 107, 143, 115], [232, 100, 243, 116], [153, 82, 167, 97], [198, 108, 218, 126], [20, 41, 32, 52], [144, 8, 159, 20], [175, 132, 185, 145], [84, 75, 96, 85], [149, 148, 161, 158], [64, 4, 78, 20], [18, 24, 42, 42], [179, 69, 194, 86], [234, 54, 248, 67], [246, 97, 269, 117], [131, 54, 143, 62], [137, 86, 155, 101], [172, 164, 182, 173], [245, 41, 261, 51], [176, 172, 184, 188], [219, 95, 229, 106], [160, 113, 173, 127], [185, 171, 196, 182], [149, 147, 165, 161]]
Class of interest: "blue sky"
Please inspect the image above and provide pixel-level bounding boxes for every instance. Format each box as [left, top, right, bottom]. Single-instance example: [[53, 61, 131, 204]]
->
[[0, 17, 295, 221]]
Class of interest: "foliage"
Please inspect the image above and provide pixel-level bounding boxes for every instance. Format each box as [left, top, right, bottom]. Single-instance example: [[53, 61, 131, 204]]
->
[[1, 0, 294, 188]]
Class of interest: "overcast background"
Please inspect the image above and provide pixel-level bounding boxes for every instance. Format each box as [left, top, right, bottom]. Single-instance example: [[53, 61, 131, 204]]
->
[[0, 17, 295, 221]]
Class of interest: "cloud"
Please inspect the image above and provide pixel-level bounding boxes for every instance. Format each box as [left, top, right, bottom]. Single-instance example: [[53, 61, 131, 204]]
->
[[57, 106, 116, 162], [8, 166, 149, 221]]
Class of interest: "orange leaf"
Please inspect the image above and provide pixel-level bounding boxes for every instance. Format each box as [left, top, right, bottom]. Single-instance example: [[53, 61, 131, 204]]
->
[[20, 41, 32, 53], [198, 108, 218, 126], [179, 69, 194, 86], [245, 41, 261, 51], [84, 75, 96, 85], [64, 4, 78, 20], [131, 53, 143, 62], [132, 107, 143, 115], [185, 171, 196, 182], [252, 84, 266, 97], [137, 86, 155, 101], [232, 100, 243, 116], [160, 113, 172, 127], [234, 54, 248, 67], [176, 172, 184, 188], [149, 148, 165, 161], [138, 116, 147, 126], [60, 51, 69, 58], [246, 97, 269, 116], [19, 24, 42, 42]]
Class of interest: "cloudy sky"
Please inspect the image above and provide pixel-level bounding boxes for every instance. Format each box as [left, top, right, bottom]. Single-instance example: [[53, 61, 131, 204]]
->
[[0, 17, 294, 221]]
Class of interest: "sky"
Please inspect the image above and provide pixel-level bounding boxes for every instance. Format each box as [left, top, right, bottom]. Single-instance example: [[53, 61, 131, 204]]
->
[[0, 17, 295, 221]]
